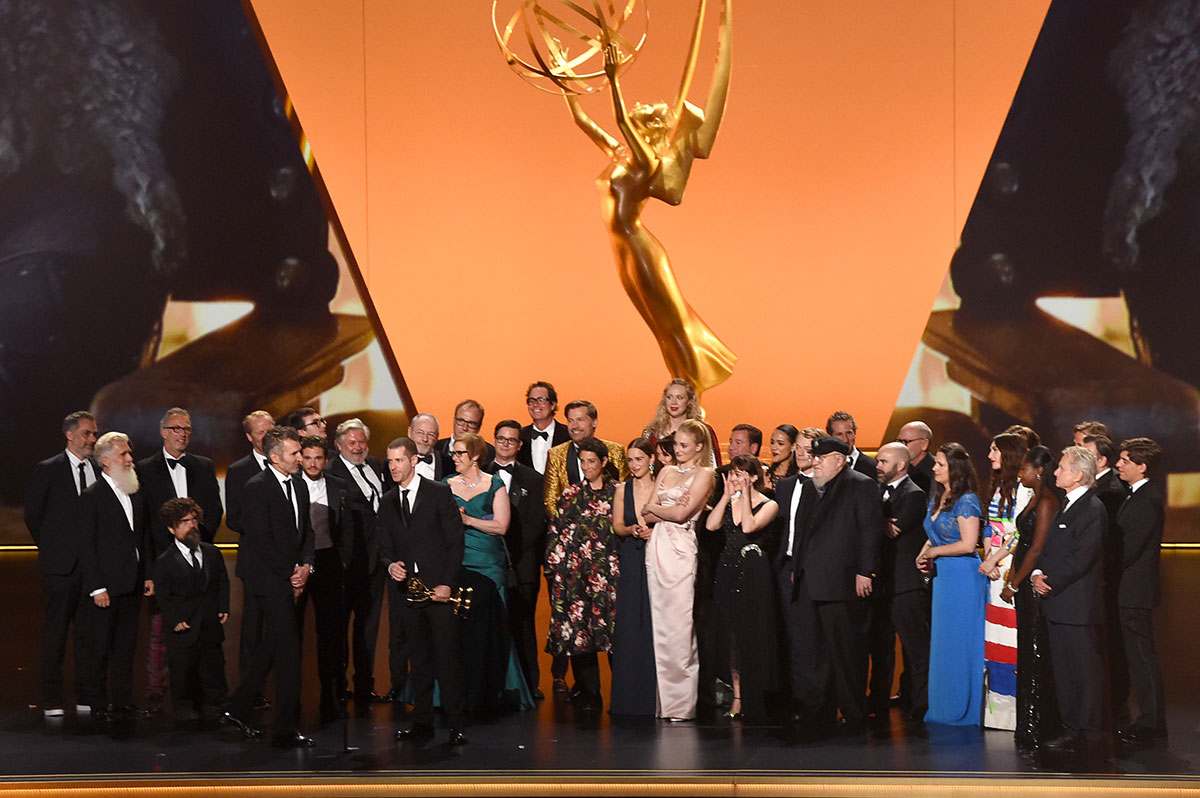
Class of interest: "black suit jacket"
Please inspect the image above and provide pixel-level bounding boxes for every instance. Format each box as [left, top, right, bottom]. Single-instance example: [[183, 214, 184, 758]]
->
[[225, 452, 266, 579], [850, 450, 878, 480], [517, 420, 570, 471], [909, 455, 934, 495], [881, 476, 928, 595], [376, 477, 465, 591], [435, 437, 495, 477], [1116, 480, 1164, 609], [487, 461, 545, 583], [25, 452, 96, 575], [771, 473, 810, 569], [241, 469, 315, 597], [79, 476, 151, 597], [794, 467, 884, 602], [325, 455, 385, 571], [153, 541, 230, 646], [136, 449, 224, 553], [1040, 489, 1107, 625]]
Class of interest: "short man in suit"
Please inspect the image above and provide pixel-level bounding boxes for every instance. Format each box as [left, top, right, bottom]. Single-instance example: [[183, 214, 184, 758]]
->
[[136, 406, 224, 707], [897, 421, 934, 494], [152, 497, 229, 723], [224, 426, 315, 748], [542, 399, 628, 693], [789, 436, 883, 733], [408, 413, 448, 482], [487, 419, 546, 697], [378, 437, 468, 746], [1112, 437, 1167, 748], [224, 410, 274, 696], [828, 410, 877, 479], [872, 442, 930, 721], [78, 431, 154, 720], [436, 399, 494, 475], [327, 417, 390, 704], [1032, 446, 1107, 753], [25, 410, 99, 716], [298, 436, 350, 724], [518, 381, 569, 475]]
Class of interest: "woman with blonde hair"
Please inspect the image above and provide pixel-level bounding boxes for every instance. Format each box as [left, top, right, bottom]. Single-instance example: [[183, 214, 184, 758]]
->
[[643, 378, 721, 468]]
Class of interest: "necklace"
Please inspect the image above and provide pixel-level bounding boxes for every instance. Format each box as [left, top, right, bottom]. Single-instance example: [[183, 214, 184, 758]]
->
[[677, 464, 696, 474], [460, 471, 483, 489]]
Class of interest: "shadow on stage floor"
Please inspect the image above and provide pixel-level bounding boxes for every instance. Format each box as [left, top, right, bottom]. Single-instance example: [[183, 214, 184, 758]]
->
[[1, 551, 1198, 792]]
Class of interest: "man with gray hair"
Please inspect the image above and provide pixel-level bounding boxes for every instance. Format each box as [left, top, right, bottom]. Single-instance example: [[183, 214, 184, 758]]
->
[[326, 417, 392, 703], [408, 413, 446, 481], [79, 431, 154, 720], [1032, 446, 1107, 754]]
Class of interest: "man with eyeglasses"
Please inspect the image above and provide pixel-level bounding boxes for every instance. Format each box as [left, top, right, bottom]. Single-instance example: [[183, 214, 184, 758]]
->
[[897, 421, 934, 493], [284, 406, 332, 453], [518, 381, 569, 475], [408, 413, 447, 482], [436, 399, 494, 476], [486, 419, 546, 697], [136, 406, 223, 709]]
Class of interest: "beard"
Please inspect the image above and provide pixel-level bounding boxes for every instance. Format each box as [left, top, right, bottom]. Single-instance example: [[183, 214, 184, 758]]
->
[[182, 529, 200, 550], [812, 474, 829, 491], [110, 464, 139, 495]]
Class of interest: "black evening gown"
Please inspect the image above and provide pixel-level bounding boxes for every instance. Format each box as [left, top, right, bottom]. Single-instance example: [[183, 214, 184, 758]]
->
[[1012, 504, 1061, 749], [712, 502, 778, 721], [609, 481, 657, 716]]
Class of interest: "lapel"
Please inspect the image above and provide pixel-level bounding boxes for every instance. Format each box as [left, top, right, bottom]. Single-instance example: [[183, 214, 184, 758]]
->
[[97, 476, 133, 532], [408, 476, 427, 519]]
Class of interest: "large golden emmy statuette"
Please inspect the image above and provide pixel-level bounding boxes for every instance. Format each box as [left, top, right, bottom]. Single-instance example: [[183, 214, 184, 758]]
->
[[494, 0, 736, 395], [406, 574, 473, 616]]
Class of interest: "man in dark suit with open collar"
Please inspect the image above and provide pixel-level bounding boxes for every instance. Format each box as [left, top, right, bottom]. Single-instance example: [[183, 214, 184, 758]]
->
[[136, 406, 224, 707], [224, 426, 315, 748], [1033, 446, 1108, 754], [789, 436, 883, 733], [1112, 437, 1168, 749], [872, 442, 930, 721], [435, 399, 494, 476], [378, 436, 468, 746], [487, 419, 546, 697], [518, 381, 569, 475], [326, 417, 390, 704], [25, 410, 99, 716], [827, 410, 877, 480], [78, 431, 154, 720]]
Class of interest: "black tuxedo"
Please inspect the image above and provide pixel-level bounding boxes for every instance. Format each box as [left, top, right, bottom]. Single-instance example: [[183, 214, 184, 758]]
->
[[869, 476, 930, 716], [154, 541, 230, 711], [1040, 488, 1107, 737], [225, 451, 268, 678], [136, 450, 224, 550], [377, 477, 466, 729], [517, 420, 569, 472], [1114, 479, 1167, 734], [436, 436, 494, 478], [325, 454, 392, 695], [224, 452, 267, 537], [296, 472, 350, 714], [849, 450, 877, 480], [24, 451, 96, 705], [909, 454, 934, 495], [227, 468, 314, 737], [771, 473, 819, 711], [78, 476, 150, 710], [486, 460, 545, 690], [789, 467, 884, 722]]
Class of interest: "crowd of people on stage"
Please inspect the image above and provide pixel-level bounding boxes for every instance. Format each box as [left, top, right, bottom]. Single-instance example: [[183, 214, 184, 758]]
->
[[23, 379, 1168, 756]]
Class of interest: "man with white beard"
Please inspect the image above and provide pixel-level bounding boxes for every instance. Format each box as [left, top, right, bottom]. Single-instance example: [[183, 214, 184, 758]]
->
[[79, 432, 154, 720]]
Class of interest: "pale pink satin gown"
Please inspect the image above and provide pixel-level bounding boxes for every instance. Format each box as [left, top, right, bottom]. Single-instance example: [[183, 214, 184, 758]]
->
[[646, 469, 701, 719]]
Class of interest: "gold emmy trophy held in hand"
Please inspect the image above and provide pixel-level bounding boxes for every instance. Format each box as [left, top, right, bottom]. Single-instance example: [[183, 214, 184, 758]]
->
[[493, 0, 736, 396], [406, 573, 473, 616]]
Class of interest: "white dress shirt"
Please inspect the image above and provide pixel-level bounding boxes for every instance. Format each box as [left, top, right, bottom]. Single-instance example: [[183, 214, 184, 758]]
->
[[1129, 478, 1148, 494], [269, 466, 300, 529], [786, 479, 805, 557], [1033, 484, 1089, 579], [529, 420, 556, 474], [164, 448, 188, 499], [414, 451, 437, 482], [342, 455, 381, 511], [174, 537, 203, 570], [305, 473, 328, 507], [66, 449, 96, 495], [390, 475, 423, 572], [90, 472, 136, 597], [492, 460, 515, 492]]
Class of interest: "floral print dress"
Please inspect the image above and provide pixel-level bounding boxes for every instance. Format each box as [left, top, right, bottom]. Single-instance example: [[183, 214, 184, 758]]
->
[[545, 479, 619, 656]]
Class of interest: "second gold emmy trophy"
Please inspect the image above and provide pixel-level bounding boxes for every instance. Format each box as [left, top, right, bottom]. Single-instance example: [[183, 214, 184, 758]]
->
[[406, 572, 473, 616], [493, 0, 736, 396]]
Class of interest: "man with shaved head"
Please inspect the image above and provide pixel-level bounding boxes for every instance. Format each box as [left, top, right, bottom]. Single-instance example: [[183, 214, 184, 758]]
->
[[897, 421, 933, 494]]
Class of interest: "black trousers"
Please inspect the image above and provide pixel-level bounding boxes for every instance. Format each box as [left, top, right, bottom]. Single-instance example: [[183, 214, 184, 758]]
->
[[230, 589, 302, 736], [891, 587, 931, 716], [791, 571, 870, 723], [571, 652, 601, 695], [866, 591, 895, 713], [344, 556, 385, 693], [80, 591, 141, 708], [508, 579, 541, 690], [40, 569, 85, 705], [1047, 620, 1104, 736], [295, 547, 345, 709], [166, 636, 227, 712], [385, 577, 410, 692], [404, 601, 466, 729], [777, 560, 822, 715], [1119, 606, 1166, 733], [237, 582, 263, 680]]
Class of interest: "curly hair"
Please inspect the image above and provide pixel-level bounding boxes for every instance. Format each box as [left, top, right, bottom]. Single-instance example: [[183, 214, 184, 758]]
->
[[644, 378, 702, 439]]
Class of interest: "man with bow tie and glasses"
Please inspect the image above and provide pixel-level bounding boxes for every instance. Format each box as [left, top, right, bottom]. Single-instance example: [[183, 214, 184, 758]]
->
[[407, 413, 446, 481], [518, 381, 569, 475], [136, 407, 223, 709]]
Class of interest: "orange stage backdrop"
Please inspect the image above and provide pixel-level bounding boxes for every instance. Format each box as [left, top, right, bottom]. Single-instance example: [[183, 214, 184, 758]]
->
[[250, 0, 1049, 447]]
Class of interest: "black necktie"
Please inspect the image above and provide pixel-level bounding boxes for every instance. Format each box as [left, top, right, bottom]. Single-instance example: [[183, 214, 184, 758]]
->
[[567, 444, 581, 484], [166, 458, 180, 470], [191, 549, 202, 570], [285, 478, 294, 508], [355, 464, 379, 502], [417, 453, 433, 465], [400, 488, 412, 524], [77, 462, 87, 495], [531, 429, 548, 441], [495, 463, 514, 474]]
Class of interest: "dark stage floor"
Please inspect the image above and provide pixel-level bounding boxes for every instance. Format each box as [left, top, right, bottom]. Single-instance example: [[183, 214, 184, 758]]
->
[[1, 550, 1199, 788]]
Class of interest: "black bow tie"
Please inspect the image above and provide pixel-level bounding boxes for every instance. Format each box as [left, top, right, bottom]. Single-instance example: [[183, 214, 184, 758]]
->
[[417, 453, 434, 465], [495, 463, 514, 474], [531, 429, 548, 441], [166, 458, 180, 470]]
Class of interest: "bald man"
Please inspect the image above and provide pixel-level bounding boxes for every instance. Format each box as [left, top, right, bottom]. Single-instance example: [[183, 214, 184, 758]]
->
[[897, 422, 933, 494]]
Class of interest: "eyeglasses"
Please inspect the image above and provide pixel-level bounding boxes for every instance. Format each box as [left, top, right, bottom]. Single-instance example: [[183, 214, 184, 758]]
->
[[454, 417, 482, 431], [526, 397, 551, 405], [450, 450, 471, 458], [163, 426, 192, 434], [304, 417, 326, 428], [898, 438, 927, 446], [495, 436, 520, 446]]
